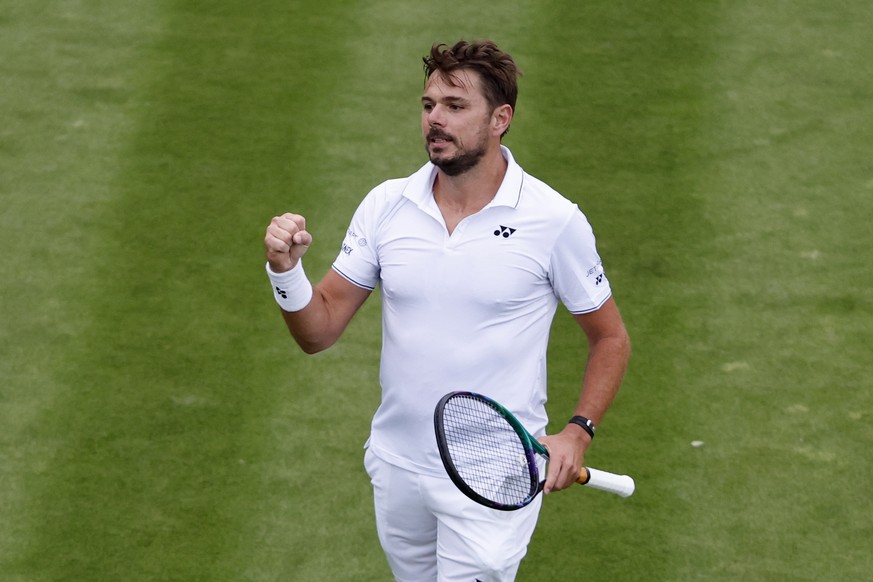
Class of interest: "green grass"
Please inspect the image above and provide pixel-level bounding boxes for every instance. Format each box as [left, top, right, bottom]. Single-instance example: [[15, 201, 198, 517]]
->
[[1, 0, 871, 580]]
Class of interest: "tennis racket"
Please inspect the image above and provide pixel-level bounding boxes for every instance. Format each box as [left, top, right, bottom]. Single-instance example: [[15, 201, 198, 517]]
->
[[434, 391, 635, 511]]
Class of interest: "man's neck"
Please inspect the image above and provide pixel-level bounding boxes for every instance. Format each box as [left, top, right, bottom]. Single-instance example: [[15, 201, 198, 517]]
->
[[433, 147, 508, 213], [432, 147, 508, 234]]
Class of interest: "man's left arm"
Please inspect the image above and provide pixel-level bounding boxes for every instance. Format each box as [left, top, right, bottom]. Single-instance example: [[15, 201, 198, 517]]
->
[[539, 296, 631, 493]]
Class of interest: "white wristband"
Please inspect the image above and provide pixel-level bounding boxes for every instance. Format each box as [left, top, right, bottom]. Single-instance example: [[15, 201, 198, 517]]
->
[[266, 261, 313, 312]]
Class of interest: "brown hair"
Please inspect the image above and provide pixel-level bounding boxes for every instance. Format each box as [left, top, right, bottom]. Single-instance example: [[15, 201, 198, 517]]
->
[[423, 40, 522, 115]]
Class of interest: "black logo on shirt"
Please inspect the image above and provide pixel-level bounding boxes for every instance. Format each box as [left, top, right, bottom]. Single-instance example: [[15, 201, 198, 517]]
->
[[587, 261, 605, 286], [493, 225, 517, 238]]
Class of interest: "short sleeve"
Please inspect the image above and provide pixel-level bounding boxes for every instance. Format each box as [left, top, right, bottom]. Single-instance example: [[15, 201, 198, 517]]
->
[[549, 207, 612, 314], [331, 186, 382, 290]]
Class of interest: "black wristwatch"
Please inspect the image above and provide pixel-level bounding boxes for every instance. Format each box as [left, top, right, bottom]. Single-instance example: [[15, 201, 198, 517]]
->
[[568, 415, 596, 439]]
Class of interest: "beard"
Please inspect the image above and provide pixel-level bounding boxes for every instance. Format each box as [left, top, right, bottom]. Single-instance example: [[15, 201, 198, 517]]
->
[[425, 129, 488, 177]]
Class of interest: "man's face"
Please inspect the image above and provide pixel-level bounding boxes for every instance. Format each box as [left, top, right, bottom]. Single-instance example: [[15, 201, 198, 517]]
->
[[421, 70, 495, 176]]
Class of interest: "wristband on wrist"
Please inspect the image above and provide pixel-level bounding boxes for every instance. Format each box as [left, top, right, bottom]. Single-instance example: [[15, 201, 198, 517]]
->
[[266, 261, 313, 312], [568, 415, 596, 439]]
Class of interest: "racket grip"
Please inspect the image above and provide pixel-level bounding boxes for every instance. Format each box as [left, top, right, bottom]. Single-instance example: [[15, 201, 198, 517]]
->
[[577, 467, 635, 497]]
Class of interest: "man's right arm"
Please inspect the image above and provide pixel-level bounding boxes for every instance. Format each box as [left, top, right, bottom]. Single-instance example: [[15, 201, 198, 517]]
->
[[265, 213, 371, 354]]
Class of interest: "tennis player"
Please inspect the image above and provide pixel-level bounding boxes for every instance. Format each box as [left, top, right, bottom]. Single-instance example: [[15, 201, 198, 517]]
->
[[264, 40, 630, 581]]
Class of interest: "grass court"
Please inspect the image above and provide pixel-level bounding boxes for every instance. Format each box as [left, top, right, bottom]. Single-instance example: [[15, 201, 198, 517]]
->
[[1, 1, 871, 579]]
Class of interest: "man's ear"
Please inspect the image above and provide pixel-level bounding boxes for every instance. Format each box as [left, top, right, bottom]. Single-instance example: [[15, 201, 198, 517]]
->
[[492, 104, 513, 137]]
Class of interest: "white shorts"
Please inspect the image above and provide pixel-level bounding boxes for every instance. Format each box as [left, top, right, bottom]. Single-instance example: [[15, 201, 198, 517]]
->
[[364, 447, 543, 582]]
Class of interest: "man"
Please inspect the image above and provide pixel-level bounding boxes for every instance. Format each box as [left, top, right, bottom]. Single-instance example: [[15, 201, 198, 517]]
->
[[264, 40, 630, 581]]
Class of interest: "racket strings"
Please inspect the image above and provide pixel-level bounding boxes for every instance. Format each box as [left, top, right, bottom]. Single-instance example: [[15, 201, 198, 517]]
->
[[442, 396, 536, 506]]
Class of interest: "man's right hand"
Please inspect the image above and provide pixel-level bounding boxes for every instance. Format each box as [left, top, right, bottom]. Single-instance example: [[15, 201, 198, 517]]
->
[[264, 213, 312, 273]]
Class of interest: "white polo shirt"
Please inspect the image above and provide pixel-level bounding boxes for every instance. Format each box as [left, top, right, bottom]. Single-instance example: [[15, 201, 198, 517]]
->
[[333, 147, 611, 476]]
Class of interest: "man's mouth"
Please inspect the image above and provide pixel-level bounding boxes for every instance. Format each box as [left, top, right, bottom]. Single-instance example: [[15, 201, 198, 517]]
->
[[428, 131, 453, 144]]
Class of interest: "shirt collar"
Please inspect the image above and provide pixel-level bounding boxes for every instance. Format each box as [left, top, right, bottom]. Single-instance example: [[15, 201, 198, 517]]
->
[[401, 145, 523, 210]]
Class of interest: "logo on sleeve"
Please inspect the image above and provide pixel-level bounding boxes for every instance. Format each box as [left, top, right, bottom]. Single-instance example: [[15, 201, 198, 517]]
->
[[345, 228, 367, 251], [587, 261, 605, 285]]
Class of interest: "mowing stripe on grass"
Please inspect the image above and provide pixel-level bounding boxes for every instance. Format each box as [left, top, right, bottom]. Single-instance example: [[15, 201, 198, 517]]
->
[[663, 2, 873, 578], [0, 3, 167, 579], [5, 2, 372, 580]]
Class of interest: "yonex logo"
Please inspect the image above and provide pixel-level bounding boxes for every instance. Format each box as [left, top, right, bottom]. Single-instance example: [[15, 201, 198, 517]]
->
[[587, 262, 605, 286], [493, 225, 517, 238], [275, 286, 287, 298]]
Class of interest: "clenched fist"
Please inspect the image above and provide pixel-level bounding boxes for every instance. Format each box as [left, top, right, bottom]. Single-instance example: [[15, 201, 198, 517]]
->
[[264, 213, 313, 273]]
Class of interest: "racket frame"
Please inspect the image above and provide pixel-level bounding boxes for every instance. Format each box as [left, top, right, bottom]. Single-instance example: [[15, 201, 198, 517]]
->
[[434, 391, 548, 511]]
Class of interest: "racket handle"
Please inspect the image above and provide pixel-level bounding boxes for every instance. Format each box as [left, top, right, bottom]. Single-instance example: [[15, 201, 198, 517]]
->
[[577, 467, 635, 498]]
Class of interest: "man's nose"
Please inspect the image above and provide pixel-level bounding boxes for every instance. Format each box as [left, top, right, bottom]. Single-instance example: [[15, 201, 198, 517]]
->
[[427, 105, 446, 127]]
